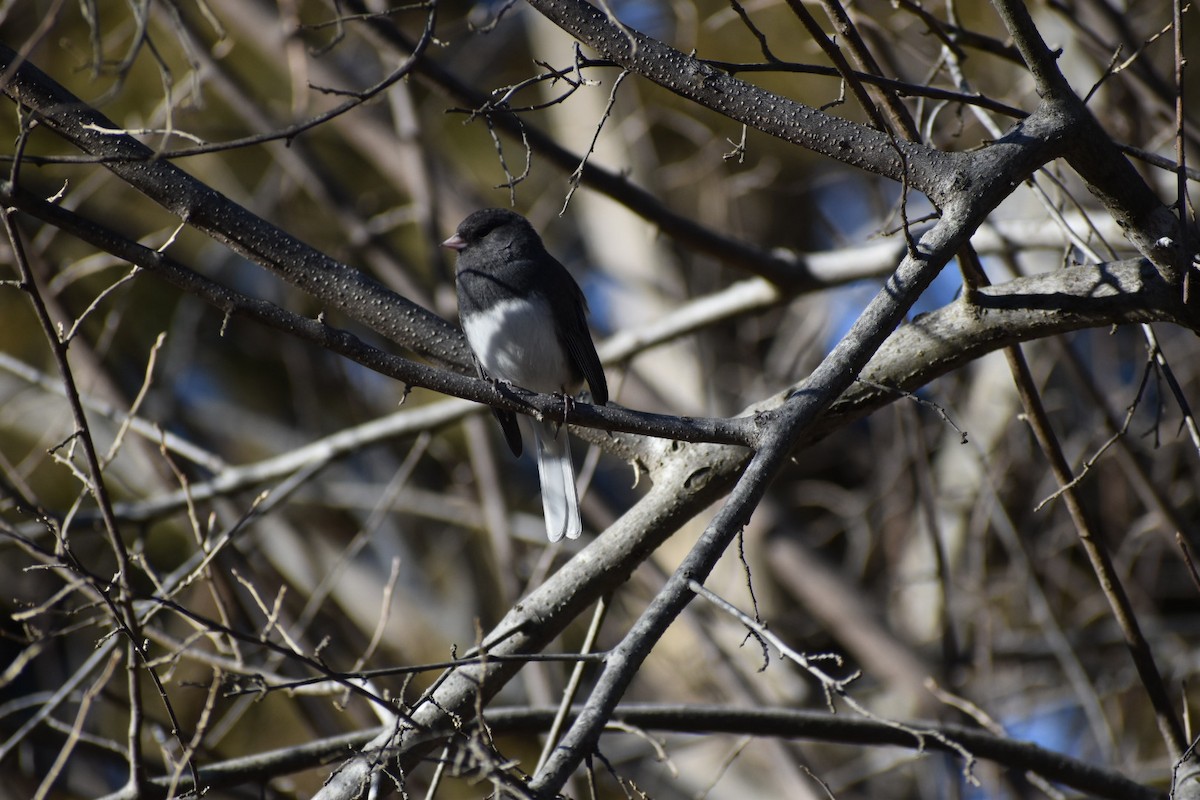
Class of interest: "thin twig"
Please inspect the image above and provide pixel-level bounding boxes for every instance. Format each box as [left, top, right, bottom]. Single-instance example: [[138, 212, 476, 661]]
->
[[535, 595, 610, 773], [688, 580, 979, 782], [561, 69, 630, 214]]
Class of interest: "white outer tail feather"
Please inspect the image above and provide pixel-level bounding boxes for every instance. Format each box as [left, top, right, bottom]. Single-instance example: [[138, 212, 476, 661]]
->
[[533, 420, 581, 542]]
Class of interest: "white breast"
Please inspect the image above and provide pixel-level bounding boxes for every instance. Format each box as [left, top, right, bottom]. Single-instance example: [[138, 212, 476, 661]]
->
[[462, 297, 573, 394]]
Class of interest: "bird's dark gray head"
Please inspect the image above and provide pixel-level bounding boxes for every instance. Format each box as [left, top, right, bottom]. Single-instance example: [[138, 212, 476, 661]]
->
[[442, 208, 541, 256]]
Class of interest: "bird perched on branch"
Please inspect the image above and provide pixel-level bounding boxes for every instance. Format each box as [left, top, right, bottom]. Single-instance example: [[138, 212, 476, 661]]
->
[[443, 208, 608, 542]]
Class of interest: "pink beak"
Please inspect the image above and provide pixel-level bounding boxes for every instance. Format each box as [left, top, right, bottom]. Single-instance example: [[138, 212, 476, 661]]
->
[[441, 234, 466, 251]]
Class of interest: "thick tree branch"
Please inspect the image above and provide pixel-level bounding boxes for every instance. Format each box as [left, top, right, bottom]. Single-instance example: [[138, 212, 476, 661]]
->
[[0, 41, 467, 367], [524, 0, 965, 203], [813, 257, 1195, 442]]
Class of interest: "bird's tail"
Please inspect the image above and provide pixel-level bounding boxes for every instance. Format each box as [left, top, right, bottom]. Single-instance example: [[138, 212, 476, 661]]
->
[[533, 420, 581, 542]]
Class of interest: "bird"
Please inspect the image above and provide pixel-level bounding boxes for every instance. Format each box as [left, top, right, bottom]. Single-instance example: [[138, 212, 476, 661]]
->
[[443, 208, 608, 542]]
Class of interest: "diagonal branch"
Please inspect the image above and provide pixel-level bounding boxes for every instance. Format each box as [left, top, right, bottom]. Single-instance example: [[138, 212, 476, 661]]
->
[[524, 0, 964, 203], [528, 201, 970, 793], [0, 41, 467, 368]]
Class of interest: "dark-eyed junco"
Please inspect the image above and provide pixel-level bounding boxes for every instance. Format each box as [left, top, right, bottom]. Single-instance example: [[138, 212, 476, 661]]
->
[[443, 208, 608, 542]]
